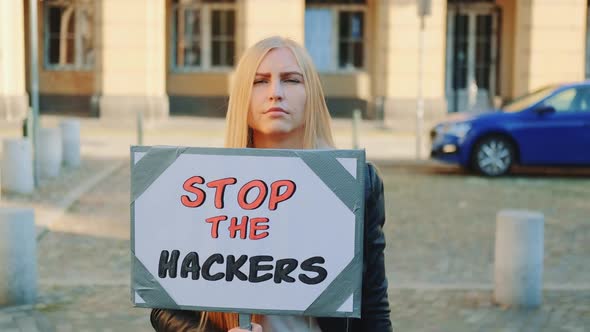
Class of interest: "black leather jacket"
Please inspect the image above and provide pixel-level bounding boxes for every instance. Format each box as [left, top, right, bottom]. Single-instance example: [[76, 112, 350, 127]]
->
[[151, 163, 393, 332]]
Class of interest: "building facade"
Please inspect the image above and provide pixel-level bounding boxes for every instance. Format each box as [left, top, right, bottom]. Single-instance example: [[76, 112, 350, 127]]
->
[[0, 0, 588, 128]]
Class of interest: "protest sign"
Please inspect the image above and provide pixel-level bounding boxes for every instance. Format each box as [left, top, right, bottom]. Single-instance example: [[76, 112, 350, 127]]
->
[[131, 146, 365, 317]]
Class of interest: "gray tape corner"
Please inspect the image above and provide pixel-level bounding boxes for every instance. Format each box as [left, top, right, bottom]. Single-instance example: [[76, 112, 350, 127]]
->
[[131, 146, 189, 202], [303, 256, 362, 317], [132, 255, 179, 309]]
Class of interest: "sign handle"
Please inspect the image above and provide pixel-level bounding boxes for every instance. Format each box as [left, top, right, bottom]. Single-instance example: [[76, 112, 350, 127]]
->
[[239, 313, 252, 331]]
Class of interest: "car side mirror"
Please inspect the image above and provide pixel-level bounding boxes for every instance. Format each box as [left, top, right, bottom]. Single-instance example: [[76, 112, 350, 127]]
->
[[534, 105, 556, 115]]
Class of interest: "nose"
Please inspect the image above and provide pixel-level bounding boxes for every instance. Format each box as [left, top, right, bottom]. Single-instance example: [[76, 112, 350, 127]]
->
[[269, 79, 284, 102]]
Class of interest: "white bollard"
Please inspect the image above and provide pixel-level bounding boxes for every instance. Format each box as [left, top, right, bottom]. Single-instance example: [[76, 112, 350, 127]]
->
[[38, 127, 62, 178], [1, 138, 34, 194], [0, 208, 37, 305], [60, 119, 81, 167], [494, 210, 544, 308]]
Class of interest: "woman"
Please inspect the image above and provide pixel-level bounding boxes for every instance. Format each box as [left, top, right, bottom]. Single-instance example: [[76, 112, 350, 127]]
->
[[151, 36, 392, 332]]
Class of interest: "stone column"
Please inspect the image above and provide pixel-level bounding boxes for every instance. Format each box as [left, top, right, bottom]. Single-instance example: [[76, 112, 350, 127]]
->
[[97, 0, 168, 121], [0, 0, 29, 121]]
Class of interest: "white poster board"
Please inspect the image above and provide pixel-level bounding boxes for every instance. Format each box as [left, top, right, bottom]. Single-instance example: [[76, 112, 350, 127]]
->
[[131, 146, 365, 317]]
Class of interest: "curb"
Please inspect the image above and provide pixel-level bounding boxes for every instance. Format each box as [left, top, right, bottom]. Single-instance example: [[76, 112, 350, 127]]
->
[[371, 158, 459, 171]]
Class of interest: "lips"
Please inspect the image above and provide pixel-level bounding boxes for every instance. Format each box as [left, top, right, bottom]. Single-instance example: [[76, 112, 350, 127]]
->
[[265, 107, 288, 114]]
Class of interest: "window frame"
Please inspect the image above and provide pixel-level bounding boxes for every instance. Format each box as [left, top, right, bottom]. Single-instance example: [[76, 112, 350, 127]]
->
[[170, 1, 236, 73], [43, 0, 95, 71], [305, 3, 367, 73]]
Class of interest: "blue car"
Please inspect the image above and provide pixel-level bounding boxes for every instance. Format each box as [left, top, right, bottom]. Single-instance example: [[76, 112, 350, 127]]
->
[[430, 82, 590, 176]]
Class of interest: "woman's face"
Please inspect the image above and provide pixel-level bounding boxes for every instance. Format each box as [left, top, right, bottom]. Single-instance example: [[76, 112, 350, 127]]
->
[[248, 47, 306, 139]]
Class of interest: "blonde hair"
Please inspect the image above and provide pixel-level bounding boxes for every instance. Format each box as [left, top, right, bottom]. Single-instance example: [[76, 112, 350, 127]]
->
[[224, 36, 334, 149]]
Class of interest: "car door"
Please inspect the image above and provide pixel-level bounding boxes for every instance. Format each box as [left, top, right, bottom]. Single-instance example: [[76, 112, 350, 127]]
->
[[511, 86, 590, 165], [571, 88, 590, 163]]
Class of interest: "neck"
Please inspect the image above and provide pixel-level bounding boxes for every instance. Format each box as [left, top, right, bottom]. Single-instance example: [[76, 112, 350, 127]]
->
[[252, 128, 305, 149]]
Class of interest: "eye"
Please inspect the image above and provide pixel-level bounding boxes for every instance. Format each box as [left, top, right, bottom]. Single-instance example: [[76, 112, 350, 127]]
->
[[253, 79, 268, 85], [284, 78, 301, 84]]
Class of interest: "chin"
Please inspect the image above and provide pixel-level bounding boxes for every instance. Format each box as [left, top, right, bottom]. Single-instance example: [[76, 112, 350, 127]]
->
[[266, 129, 295, 137], [261, 125, 295, 135]]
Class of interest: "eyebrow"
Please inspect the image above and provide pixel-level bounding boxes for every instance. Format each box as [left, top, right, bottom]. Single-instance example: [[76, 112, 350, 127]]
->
[[255, 71, 304, 78]]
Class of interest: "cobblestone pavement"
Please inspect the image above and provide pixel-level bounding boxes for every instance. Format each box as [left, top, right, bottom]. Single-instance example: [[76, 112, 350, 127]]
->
[[389, 289, 589, 332], [0, 116, 589, 331], [380, 164, 590, 287]]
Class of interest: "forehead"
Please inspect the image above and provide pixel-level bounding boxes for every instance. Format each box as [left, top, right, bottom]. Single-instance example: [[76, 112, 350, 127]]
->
[[256, 47, 302, 73]]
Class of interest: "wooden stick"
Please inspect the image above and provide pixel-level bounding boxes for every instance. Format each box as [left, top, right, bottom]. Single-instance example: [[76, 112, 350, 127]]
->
[[239, 313, 252, 331]]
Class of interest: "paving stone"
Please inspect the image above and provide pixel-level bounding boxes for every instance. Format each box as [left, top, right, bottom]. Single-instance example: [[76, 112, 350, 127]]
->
[[0, 314, 14, 324], [13, 315, 41, 332], [0, 329, 20, 332]]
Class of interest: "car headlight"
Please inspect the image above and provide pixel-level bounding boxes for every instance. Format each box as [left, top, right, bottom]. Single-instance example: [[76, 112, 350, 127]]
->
[[444, 122, 472, 139]]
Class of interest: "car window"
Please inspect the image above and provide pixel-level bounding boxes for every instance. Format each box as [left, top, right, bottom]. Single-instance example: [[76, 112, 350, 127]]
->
[[502, 85, 556, 113], [542, 88, 577, 112], [572, 87, 590, 112]]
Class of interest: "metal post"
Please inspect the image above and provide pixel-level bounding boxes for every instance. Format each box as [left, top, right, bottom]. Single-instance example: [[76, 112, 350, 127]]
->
[[28, 0, 41, 186], [352, 109, 361, 149], [416, 16, 425, 160]]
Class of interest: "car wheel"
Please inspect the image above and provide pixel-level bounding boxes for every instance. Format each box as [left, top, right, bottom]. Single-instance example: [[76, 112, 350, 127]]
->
[[472, 136, 514, 176]]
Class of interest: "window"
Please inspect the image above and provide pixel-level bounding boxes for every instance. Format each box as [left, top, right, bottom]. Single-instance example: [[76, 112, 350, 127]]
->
[[172, 0, 236, 70], [305, 0, 366, 71], [502, 85, 556, 113], [575, 88, 590, 112], [452, 14, 469, 90], [544, 87, 590, 113], [543, 88, 579, 113], [44, 0, 94, 70]]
